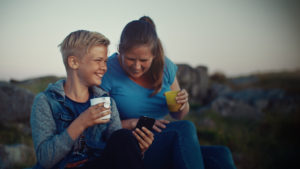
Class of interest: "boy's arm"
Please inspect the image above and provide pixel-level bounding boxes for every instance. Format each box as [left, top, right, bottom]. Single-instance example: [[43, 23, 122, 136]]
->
[[30, 93, 75, 169]]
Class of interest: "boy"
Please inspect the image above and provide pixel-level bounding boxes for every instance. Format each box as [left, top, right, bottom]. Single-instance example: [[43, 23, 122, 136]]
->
[[30, 30, 154, 169]]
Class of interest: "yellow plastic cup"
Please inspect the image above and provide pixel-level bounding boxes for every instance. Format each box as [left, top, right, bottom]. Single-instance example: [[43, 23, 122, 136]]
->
[[164, 91, 181, 112]]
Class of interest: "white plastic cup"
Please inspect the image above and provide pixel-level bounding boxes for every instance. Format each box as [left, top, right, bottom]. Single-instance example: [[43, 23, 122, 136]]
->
[[90, 97, 111, 120]]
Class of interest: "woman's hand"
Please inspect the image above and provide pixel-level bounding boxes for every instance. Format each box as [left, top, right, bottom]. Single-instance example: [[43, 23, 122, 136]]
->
[[132, 127, 154, 154], [153, 119, 170, 132], [176, 89, 189, 111]]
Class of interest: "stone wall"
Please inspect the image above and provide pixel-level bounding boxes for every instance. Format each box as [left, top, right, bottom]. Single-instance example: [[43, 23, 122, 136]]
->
[[0, 82, 34, 124], [176, 64, 209, 105]]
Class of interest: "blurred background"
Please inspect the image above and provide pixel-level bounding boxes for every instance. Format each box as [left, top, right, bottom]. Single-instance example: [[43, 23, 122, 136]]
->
[[0, 0, 299, 169]]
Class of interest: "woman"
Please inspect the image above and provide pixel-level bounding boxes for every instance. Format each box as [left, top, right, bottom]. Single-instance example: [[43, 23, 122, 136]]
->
[[100, 17, 203, 169], [101, 17, 236, 169]]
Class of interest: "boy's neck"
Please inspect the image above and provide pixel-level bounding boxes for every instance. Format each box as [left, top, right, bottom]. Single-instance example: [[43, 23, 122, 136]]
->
[[64, 76, 90, 103]]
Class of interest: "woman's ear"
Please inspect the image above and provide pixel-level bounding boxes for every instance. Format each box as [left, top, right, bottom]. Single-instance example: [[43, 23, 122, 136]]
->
[[67, 56, 79, 69]]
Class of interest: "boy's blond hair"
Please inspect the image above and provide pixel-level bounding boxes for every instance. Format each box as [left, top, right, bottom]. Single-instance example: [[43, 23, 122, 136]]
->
[[58, 30, 110, 69]]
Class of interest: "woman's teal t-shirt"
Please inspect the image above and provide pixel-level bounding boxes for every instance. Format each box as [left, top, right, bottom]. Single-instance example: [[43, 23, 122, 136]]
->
[[100, 53, 178, 120]]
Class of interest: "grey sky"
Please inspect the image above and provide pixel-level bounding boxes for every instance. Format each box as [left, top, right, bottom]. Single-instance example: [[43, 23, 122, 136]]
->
[[0, 0, 299, 81]]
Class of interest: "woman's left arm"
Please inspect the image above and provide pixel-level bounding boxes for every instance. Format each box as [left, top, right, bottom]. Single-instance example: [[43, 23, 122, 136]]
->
[[170, 77, 190, 120]]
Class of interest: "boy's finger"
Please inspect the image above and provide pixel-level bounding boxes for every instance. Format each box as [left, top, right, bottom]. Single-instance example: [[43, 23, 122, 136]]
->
[[135, 128, 153, 145], [95, 103, 105, 107], [133, 131, 146, 145], [142, 127, 154, 138], [94, 118, 110, 124]]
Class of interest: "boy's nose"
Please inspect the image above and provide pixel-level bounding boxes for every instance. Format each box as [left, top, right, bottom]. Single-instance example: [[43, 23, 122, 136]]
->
[[100, 64, 107, 71]]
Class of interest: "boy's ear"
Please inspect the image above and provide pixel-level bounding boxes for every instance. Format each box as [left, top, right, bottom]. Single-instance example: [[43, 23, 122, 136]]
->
[[68, 56, 79, 69]]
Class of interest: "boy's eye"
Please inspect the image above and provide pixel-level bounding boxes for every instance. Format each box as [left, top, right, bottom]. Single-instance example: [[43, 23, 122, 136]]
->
[[140, 59, 148, 62]]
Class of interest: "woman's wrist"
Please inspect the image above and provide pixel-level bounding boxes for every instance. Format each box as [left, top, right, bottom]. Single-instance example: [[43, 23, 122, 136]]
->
[[131, 119, 138, 129]]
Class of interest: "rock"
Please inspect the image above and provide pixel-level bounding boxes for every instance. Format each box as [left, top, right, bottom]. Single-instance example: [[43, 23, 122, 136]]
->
[[206, 83, 233, 103], [0, 144, 36, 169], [200, 117, 216, 128], [229, 76, 258, 86], [211, 97, 262, 120], [0, 82, 35, 124], [176, 64, 209, 104]]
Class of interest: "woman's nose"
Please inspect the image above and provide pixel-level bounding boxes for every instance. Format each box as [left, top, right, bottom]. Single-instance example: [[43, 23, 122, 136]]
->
[[134, 61, 141, 69]]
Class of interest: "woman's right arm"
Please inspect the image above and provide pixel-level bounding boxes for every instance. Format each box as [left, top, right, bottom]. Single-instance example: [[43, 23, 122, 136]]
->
[[121, 119, 139, 130]]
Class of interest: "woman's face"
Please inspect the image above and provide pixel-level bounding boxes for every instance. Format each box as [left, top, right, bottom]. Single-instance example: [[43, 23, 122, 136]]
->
[[121, 45, 154, 79]]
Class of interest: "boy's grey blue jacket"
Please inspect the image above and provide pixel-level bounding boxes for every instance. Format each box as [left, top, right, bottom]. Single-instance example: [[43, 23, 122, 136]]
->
[[30, 80, 122, 169]]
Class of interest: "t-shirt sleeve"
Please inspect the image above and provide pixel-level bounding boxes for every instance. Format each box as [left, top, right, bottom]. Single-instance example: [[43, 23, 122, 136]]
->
[[100, 73, 112, 92], [100, 53, 118, 93], [164, 56, 178, 85]]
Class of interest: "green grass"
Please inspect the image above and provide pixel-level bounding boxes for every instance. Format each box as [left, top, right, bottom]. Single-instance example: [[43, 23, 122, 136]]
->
[[226, 70, 300, 93], [254, 70, 300, 94], [2, 71, 299, 169], [185, 107, 300, 169], [0, 123, 36, 169], [0, 124, 33, 145], [12, 76, 64, 94]]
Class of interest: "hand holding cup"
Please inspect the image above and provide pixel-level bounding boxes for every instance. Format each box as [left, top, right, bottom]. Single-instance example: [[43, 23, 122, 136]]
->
[[90, 97, 111, 120], [164, 89, 189, 112], [78, 103, 111, 129]]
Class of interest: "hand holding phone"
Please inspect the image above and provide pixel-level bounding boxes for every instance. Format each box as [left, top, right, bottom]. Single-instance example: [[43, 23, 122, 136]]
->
[[133, 116, 155, 154], [135, 116, 155, 131]]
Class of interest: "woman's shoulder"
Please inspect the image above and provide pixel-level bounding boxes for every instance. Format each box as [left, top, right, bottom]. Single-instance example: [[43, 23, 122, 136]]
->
[[106, 53, 123, 74], [163, 56, 178, 85], [107, 53, 119, 64]]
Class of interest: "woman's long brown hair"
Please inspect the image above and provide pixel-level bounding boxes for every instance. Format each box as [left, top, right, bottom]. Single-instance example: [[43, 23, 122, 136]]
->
[[118, 20, 165, 96]]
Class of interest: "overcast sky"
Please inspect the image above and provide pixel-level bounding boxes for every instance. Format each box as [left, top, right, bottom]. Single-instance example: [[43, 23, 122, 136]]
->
[[0, 0, 299, 81]]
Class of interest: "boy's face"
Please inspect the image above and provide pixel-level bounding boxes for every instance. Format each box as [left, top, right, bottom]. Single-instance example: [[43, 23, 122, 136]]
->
[[77, 45, 108, 86]]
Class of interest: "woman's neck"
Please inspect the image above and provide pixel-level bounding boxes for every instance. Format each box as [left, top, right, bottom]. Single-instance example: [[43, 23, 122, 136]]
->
[[130, 73, 154, 89], [64, 76, 90, 103]]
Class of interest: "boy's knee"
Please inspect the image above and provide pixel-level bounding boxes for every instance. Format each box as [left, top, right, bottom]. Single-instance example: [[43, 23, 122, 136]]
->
[[106, 129, 140, 152], [110, 129, 133, 141]]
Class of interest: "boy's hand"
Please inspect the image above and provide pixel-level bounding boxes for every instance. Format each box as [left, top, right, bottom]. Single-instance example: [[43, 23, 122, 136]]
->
[[132, 127, 154, 154], [79, 103, 111, 129], [67, 103, 111, 140]]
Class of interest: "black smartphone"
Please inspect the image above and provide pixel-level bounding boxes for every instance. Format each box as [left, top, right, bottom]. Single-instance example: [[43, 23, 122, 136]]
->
[[135, 116, 155, 131]]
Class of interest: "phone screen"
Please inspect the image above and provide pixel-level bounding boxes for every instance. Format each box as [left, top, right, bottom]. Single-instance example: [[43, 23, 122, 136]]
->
[[135, 116, 155, 130]]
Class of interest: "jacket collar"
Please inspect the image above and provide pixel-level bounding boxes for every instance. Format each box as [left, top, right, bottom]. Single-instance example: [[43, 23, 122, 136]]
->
[[45, 79, 109, 102]]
